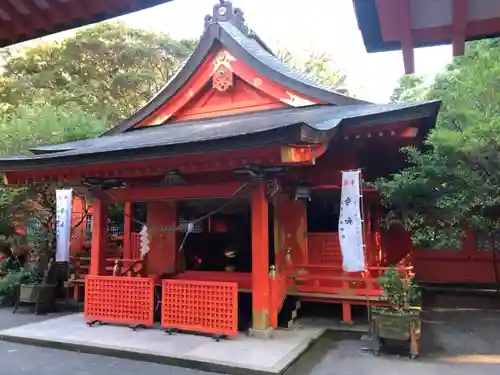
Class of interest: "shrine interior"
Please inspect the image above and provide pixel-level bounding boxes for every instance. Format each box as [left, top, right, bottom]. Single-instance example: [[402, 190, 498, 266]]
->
[[306, 190, 341, 234], [178, 198, 253, 273]]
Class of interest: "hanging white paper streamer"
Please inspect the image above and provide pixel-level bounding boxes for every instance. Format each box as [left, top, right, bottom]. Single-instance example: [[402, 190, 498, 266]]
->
[[139, 225, 150, 256], [338, 171, 365, 272], [55, 189, 73, 262]]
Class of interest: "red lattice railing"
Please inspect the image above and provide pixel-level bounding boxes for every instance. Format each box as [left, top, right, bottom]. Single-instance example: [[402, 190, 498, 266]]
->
[[84, 276, 154, 326], [161, 279, 238, 337]]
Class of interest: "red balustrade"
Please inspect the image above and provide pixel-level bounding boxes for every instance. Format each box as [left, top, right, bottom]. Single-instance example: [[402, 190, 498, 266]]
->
[[291, 264, 413, 297], [161, 279, 238, 337], [70, 257, 146, 277], [269, 271, 287, 328], [84, 275, 155, 326]]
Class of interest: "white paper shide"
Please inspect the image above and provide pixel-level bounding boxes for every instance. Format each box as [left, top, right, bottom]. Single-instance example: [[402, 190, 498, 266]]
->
[[139, 225, 150, 256], [338, 171, 365, 272], [55, 189, 73, 262]]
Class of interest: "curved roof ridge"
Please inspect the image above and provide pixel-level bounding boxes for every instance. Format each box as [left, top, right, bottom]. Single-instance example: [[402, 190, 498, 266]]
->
[[105, 1, 368, 136]]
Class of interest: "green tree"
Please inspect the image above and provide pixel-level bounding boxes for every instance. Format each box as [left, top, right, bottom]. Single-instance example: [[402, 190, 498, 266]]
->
[[0, 22, 196, 127], [277, 49, 349, 93], [390, 74, 428, 103], [0, 103, 107, 156], [375, 38, 500, 248]]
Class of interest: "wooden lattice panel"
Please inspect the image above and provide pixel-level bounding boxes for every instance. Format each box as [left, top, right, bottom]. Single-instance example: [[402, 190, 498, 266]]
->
[[161, 279, 238, 337], [84, 276, 154, 326]]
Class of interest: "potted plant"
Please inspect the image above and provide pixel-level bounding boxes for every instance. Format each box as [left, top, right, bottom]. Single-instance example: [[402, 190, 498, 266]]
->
[[371, 268, 422, 359], [15, 256, 58, 314]]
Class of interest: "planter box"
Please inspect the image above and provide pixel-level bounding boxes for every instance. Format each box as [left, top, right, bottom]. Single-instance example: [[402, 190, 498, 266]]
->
[[15, 283, 57, 314], [371, 309, 421, 358]]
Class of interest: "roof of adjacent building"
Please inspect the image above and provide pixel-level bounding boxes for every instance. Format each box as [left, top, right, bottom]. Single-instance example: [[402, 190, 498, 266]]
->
[[105, 0, 368, 136], [0, 100, 440, 171], [352, 0, 500, 53], [0, 0, 174, 48]]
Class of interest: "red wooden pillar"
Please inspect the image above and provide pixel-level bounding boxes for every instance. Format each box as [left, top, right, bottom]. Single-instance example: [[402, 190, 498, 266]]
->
[[90, 198, 108, 275], [399, 0, 415, 74], [123, 202, 132, 258], [372, 204, 383, 265], [146, 201, 177, 278], [251, 182, 271, 335], [70, 197, 85, 255], [363, 197, 372, 266]]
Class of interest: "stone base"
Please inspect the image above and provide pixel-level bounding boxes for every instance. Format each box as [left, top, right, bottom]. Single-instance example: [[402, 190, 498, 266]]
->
[[0, 314, 324, 375], [340, 320, 355, 326], [248, 327, 275, 339]]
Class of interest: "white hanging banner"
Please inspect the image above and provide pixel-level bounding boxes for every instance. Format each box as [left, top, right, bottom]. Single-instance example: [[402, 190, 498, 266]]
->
[[55, 189, 73, 262], [338, 171, 365, 272]]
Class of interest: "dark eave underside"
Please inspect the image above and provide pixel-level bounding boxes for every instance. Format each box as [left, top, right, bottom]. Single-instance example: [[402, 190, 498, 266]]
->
[[0, 0, 174, 48], [353, 0, 500, 53], [1, 100, 440, 172], [105, 19, 367, 136]]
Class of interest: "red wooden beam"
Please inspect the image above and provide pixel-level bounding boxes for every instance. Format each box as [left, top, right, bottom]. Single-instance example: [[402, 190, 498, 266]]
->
[[104, 182, 249, 202], [452, 0, 468, 56], [53, 0, 84, 27], [399, 0, 415, 74], [4, 147, 283, 185], [25, 0, 55, 33], [0, 1, 29, 36]]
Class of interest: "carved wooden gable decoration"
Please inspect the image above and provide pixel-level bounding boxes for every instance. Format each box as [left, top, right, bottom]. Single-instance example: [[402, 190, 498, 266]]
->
[[105, 0, 365, 135]]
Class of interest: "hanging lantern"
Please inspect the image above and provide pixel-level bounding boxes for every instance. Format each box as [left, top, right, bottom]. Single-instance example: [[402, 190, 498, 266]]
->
[[293, 185, 311, 201], [269, 265, 276, 279], [285, 248, 292, 265]]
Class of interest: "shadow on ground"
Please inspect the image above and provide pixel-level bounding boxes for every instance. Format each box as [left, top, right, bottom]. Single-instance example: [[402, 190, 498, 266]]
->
[[421, 292, 500, 364], [295, 292, 500, 375]]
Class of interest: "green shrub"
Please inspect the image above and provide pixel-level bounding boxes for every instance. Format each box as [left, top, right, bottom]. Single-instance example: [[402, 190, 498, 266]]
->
[[374, 268, 421, 315], [0, 263, 43, 303]]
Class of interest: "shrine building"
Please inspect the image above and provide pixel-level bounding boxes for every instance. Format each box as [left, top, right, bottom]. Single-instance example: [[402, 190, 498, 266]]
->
[[1, 1, 442, 337]]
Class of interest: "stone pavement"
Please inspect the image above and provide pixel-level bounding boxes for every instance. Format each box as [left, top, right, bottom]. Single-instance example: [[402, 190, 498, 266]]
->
[[307, 335, 499, 375], [305, 293, 500, 375], [0, 312, 324, 374], [0, 340, 216, 375], [0, 306, 218, 375], [1, 293, 500, 375]]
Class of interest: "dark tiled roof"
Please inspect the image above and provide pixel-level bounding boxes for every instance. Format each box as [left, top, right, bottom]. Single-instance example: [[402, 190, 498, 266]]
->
[[218, 22, 367, 106], [3, 100, 440, 171], [106, 4, 366, 136]]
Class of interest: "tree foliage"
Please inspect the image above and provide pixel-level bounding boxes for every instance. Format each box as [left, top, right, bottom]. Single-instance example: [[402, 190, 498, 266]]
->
[[277, 49, 349, 93], [390, 74, 428, 103], [376, 38, 500, 248], [0, 22, 196, 127], [0, 103, 106, 156]]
